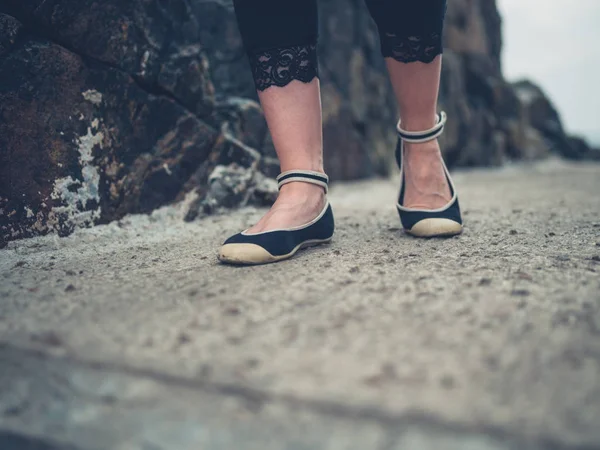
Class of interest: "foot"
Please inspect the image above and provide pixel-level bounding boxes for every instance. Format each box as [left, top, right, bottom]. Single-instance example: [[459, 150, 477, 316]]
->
[[246, 181, 326, 234], [402, 138, 452, 210]]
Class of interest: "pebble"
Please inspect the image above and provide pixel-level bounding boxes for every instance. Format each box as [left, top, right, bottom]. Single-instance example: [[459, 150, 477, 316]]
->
[[516, 271, 533, 281], [225, 306, 241, 316], [440, 375, 456, 389], [31, 331, 63, 347], [479, 278, 492, 286], [511, 289, 530, 297], [177, 333, 191, 345]]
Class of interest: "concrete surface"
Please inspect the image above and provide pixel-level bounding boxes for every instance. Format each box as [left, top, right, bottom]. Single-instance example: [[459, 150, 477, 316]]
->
[[1, 160, 599, 449]]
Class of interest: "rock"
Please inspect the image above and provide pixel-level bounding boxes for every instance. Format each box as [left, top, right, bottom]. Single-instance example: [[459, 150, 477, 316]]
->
[[0, 13, 21, 54], [513, 80, 568, 157], [0, 27, 220, 240], [184, 162, 275, 221], [445, 0, 502, 69], [511, 289, 531, 297], [215, 134, 261, 169], [318, 1, 397, 180], [214, 98, 269, 154], [512, 80, 598, 160], [2, 0, 217, 116], [258, 157, 281, 180], [183, 136, 278, 222], [251, 172, 279, 206], [0, 7, 273, 243], [566, 136, 600, 161]]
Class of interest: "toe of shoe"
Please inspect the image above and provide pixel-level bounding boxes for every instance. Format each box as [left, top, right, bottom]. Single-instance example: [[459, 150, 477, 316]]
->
[[406, 218, 462, 237], [219, 243, 277, 265]]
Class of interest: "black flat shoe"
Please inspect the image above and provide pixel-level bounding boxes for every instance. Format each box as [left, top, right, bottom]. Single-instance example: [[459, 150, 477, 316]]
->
[[219, 170, 335, 265], [396, 111, 463, 237]]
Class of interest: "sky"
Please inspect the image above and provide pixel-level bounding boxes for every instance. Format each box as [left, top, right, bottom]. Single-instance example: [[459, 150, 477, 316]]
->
[[497, 0, 600, 145]]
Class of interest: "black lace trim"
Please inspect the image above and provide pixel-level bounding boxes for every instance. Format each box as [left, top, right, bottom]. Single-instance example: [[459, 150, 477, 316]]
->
[[381, 32, 443, 63], [249, 44, 318, 91]]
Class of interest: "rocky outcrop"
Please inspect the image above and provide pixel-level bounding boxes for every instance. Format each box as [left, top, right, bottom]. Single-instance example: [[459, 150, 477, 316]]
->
[[0, 2, 276, 244], [511, 80, 599, 161], [438, 0, 598, 165], [1, 0, 597, 245]]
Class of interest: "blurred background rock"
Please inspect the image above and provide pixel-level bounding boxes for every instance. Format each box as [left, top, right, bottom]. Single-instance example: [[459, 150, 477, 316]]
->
[[1, 0, 598, 245]]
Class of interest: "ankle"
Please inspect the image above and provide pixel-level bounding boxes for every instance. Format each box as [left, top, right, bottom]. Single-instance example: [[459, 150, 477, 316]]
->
[[403, 139, 441, 156], [403, 141, 445, 179], [279, 163, 325, 174], [278, 182, 326, 203], [400, 114, 438, 132]]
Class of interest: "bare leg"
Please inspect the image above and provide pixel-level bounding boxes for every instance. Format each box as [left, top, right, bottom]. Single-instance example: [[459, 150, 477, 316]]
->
[[247, 79, 326, 233], [386, 55, 451, 209], [364, 0, 451, 209], [232, 0, 326, 234]]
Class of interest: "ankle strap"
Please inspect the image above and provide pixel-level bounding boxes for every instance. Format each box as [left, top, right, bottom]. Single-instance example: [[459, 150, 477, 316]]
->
[[276, 170, 329, 193], [397, 111, 447, 143]]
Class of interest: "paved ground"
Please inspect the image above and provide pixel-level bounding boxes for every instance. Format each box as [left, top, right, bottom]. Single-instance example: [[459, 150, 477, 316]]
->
[[1, 160, 599, 450]]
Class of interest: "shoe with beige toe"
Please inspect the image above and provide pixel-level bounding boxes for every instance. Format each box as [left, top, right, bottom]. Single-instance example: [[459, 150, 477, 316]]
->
[[219, 170, 335, 265], [396, 112, 463, 237]]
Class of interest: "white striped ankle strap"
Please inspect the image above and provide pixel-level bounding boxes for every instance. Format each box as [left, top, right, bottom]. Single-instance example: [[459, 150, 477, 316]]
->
[[276, 170, 329, 193], [397, 111, 447, 143]]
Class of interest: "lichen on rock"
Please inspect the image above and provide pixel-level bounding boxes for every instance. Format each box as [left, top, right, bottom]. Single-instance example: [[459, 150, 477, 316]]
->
[[50, 119, 104, 233]]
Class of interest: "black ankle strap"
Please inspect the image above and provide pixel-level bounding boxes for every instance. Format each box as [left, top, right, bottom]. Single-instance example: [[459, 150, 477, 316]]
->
[[397, 111, 447, 143], [276, 170, 329, 193]]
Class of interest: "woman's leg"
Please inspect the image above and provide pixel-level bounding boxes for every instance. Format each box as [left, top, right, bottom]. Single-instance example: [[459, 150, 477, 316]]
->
[[233, 0, 325, 233], [365, 0, 451, 209]]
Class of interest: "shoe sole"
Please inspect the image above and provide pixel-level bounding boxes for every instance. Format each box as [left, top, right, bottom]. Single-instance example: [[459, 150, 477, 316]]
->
[[219, 238, 332, 266], [405, 218, 462, 238]]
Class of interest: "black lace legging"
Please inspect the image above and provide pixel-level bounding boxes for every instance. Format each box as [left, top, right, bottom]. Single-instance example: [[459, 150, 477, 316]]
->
[[233, 0, 447, 91]]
